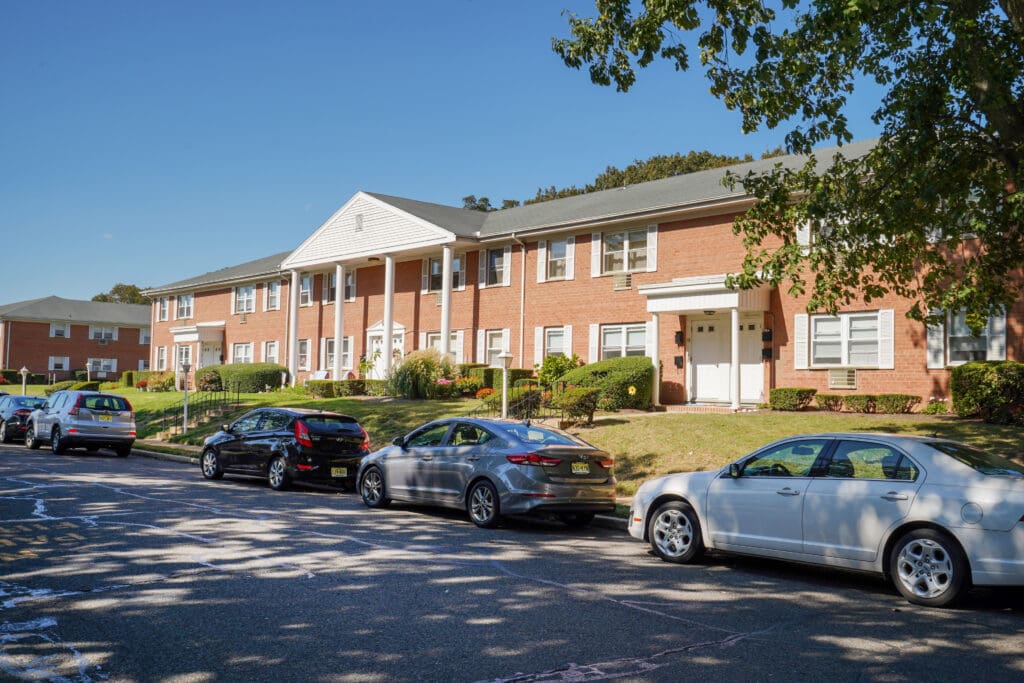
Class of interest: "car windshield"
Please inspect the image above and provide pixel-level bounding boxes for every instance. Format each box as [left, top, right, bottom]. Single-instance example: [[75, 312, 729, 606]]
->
[[501, 423, 585, 447], [930, 442, 1024, 477], [15, 397, 46, 409], [83, 395, 130, 412]]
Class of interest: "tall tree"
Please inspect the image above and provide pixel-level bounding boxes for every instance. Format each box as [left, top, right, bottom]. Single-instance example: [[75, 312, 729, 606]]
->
[[554, 1, 1024, 323], [92, 283, 149, 305]]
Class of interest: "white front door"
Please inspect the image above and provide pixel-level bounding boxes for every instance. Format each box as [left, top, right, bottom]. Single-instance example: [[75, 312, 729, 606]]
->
[[366, 332, 405, 380], [200, 342, 222, 369], [739, 318, 764, 403], [690, 317, 729, 402]]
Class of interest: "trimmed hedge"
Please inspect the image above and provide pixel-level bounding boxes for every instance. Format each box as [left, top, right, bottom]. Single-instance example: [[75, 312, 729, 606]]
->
[[44, 380, 77, 396], [552, 387, 601, 425], [558, 356, 653, 411], [844, 395, 876, 413], [469, 367, 535, 390], [951, 361, 1024, 424], [70, 381, 101, 391], [0, 370, 45, 384], [364, 379, 388, 396], [457, 363, 488, 377], [769, 387, 817, 411], [120, 371, 136, 388], [875, 394, 921, 414], [197, 363, 289, 393], [306, 379, 367, 398], [816, 394, 845, 412]]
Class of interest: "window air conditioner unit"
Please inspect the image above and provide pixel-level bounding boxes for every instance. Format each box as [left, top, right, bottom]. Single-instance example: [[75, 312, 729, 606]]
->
[[98, 339, 108, 346], [435, 292, 443, 307], [239, 311, 247, 323], [613, 272, 632, 291], [828, 368, 857, 390]]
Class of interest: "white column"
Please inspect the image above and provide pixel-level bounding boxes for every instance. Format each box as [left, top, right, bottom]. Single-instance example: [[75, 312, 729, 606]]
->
[[440, 245, 453, 358], [382, 254, 395, 376], [650, 314, 660, 407], [730, 307, 741, 410], [288, 270, 300, 386], [333, 263, 345, 380]]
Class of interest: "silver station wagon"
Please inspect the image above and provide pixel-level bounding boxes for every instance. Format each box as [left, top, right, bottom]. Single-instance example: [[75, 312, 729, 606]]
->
[[26, 390, 135, 457], [357, 418, 616, 528]]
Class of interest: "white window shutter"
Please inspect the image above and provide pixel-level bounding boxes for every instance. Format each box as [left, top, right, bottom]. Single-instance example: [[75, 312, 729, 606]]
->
[[419, 332, 426, 350], [534, 327, 544, 367], [796, 220, 812, 247], [110, 360, 117, 373], [565, 236, 575, 281], [588, 323, 600, 363], [421, 259, 429, 294], [988, 312, 1007, 360], [646, 225, 658, 272], [454, 330, 464, 363], [112, 327, 119, 341], [319, 338, 326, 369], [346, 336, 354, 369], [476, 329, 485, 363], [879, 309, 895, 369], [794, 314, 809, 370], [590, 232, 602, 277], [564, 324, 573, 356], [926, 310, 945, 369], [477, 250, 487, 288], [536, 240, 547, 283], [645, 321, 656, 358], [502, 328, 510, 354], [456, 254, 466, 291], [502, 246, 512, 286], [230, 288, 237, 315]]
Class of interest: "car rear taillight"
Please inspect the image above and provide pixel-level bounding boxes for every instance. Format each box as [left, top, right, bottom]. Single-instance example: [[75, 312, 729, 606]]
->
[[359, 426, 370, 452], [13, 409, 30, 418], [124, 399, 134, 422], [597, 458, 614, 469], [67, 394, 84, 416], [294, 420, 315, 448], [506, 453, 562, 467]]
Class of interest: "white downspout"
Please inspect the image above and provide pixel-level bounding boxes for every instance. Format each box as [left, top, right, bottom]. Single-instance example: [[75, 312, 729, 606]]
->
[[512, 233, 526, 366]]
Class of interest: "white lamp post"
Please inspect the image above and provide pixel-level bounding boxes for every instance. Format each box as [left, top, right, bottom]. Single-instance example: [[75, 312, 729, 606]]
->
[[496, 351, 513, 419], [19, 367, 29, 396], [180, 361, 192, 434]]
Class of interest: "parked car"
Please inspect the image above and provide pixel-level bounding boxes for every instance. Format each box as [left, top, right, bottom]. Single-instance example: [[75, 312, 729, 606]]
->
[[200, 408, 371, 491], [628, 433, 1024, 607], [25, 390, 135, 456], [0, 395, 48, 442], [357, 418, 616, 528]]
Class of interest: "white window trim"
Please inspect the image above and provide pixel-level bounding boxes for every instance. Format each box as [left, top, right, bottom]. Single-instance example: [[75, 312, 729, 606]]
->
[[49, 323, 70, 339], [87, 357, 117, 374], [139, 328, 151, 345], [344, 269, 357, 301], [264, 280, 281, 311], [174, 293, 194, 320], [299, 274, 313, 307], [596, 225, 658, 276], [233, 285, 256, 314], [231, 342, 254, 364], [88, 325, 118, 341], [805, 310, 891, 369], [478, 247, 512, 289], [599, 323, 647, 360], [935, 310, 1007, 367], [157, 346, 168, 371], [157, 297, 169, 322], [48, 356, 69, 371], [262, 340, 279, 364], [298, 339, 311, 370], [321, 272, 337, 304]]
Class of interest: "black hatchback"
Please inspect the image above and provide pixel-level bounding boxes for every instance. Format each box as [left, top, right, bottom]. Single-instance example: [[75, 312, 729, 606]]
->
[[200, 408, 370, 491]]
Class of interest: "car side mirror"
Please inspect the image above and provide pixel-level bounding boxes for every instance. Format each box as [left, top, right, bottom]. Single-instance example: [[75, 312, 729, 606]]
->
[[392, 436, 406, 449], [729, 463, 741, 478], [222, 424, 232, 433]]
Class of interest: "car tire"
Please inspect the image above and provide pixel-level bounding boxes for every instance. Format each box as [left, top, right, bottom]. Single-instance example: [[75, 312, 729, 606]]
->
[[25, 424, 40, 450], [0, 420, 11, 444], [359, 467, 391, 508], [467, 480, 501, 529], [201, 449, 223, 480], [648, 500, 705, 564], [268, 456, 290, 491], [114, 445, 131, 458], [559, 512, 596, 528], [889, 528, 968, 607], [52, 427, 67, 455]]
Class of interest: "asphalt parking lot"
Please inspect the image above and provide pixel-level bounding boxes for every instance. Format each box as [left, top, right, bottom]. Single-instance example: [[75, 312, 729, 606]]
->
[[2, 444, 1023, 682]]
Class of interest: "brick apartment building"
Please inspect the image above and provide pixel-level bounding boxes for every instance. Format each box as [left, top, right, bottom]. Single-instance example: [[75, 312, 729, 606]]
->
[[145, 140, 1022, 408], [0, 297, 151, 382]]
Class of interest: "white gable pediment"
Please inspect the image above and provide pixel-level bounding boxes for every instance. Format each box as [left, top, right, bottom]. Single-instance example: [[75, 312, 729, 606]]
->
[[282, 192, 457, 270], [367, 320, 406, 334]]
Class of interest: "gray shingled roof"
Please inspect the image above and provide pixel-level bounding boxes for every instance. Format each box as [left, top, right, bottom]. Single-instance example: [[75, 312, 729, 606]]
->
[[0, 296, 150, 326], [363, 192, 488, 237], [145, 251, 291, 295], [477, 139, 878, 236]]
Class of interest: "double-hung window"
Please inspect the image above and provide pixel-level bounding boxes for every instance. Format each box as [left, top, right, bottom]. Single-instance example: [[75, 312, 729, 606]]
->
[[425, 255, 464, 292], [601, 324, 646, 359], [344, 270, 356, 301], [176, 345, 192, 369], [139, 328, 151, 344], [88, 358, 117, 374], [547, 239, 568, 280], [298, 339, 310, 370], [48, 356, 69, 371], [264, 280, 280, 311], [485, 330, 505, 366], [263, 341, 279, 365], [323, 338, 352, 370], [157, 298, 169, 321], [232, 342, 253, 364], [234, 285, 256, 314], [545, 328, 565, 358], [299, 275, 313, 306], [322, 272, 337, 303], [947, 312, 989, 363], [602, 229, 647, 273], [175, 293, 193, 319], [810, 312, 880, 367], [89, 326, 117, 341], [157, 346, 167, 371], [49, 323, 70, 338]]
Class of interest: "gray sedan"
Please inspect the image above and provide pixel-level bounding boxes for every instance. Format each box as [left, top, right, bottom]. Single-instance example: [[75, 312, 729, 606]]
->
[[357, 418, 616, 528]]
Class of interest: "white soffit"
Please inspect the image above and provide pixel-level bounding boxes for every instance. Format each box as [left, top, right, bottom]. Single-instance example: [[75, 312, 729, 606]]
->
[[639, 274, 770, 314], [282, 192, 457, 270]]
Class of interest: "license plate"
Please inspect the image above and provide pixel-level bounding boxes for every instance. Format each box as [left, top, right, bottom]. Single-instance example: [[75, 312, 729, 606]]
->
[[331, 467, 348, 478], [571, 462, 589, 475], [99, 415, 112, 422]]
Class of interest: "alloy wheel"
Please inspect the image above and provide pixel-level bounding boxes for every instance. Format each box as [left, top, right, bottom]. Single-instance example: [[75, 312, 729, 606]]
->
[[653, 508, 695, 558], [895, 537, 955, 600], [361, 469, 384, 505]]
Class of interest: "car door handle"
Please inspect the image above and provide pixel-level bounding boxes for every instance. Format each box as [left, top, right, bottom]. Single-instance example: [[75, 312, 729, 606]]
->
[[467, 456, 481, 462], [881, 492, 908, 501], [420, 455, 433, 461], [776, 488, 801, 496]]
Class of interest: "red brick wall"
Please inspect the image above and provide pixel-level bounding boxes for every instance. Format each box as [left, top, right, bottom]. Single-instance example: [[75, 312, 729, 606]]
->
[[2, 320, 149, 381]]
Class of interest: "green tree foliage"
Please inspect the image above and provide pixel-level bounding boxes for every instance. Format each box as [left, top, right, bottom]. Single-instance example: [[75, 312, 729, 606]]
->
[[553, 1, 1024, 322], [92, 283, 149, 304], [462, 195, 520, 212]]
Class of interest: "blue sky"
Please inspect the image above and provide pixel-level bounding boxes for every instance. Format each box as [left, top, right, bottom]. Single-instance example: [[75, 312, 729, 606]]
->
[[1, 1, 882, 304]]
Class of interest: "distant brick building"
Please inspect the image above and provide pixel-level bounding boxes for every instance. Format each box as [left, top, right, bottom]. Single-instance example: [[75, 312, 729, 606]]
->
[[0, 297, 151, 382], [144, 140, 1022, 407]]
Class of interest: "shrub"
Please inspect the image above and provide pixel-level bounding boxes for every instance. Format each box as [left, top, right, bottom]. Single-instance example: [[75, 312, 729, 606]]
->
[[430, 377, 459, 399], [558, 356, 654, 411], [816, 394, 845, 412], [306, 380, 335, 398], [70, 381, 101, 391], [536, 354, 582, 388], [457, 363, 488, 378], [552, 387, 601, 425], [71, 369, 88, 381], [922, 399, 949, 415], [483, 386, 545, 419], [99, 381, 120, 391], [120, 371, 136, 388], [951, 361, 1024, 424], [844, 394, 877, 413], [468, 367, 535, 390], [196, 369, 223, 392], [136, 380, 148, 390], [454, 375, 483, 396], [0, 376, 8, 385], [475, 387, 495, 400], [875, 394, 922, 414], [146, 372, 177, 392], [768, 388, 817, 411], [386, 349, 455, 399], [363, 379, 388, 396], [44, 380, 77, 396], [198, 363, 289, 393]]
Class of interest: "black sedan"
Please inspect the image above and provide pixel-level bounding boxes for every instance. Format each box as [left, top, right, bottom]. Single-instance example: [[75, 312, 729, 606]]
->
[[0, 395, 47, 442], [200, 408, 370, 491]]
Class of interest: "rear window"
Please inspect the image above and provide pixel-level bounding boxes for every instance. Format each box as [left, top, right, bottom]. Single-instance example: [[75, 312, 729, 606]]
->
[[83, 395, 130, 412], [301, 415, 360, 432], [500, 423, 586, 447], [15, 397, 46, 409], [930, 442, 1024, 477]]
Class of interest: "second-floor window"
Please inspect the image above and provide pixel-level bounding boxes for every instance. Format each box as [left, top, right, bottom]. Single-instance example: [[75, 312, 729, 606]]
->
[[157, 297, 169, 321], [264, 280, 280, 311], [344, 270, 356, 301], [603, 229, 648, 273], [175, 293, 193, 319], [299, 275, 313, 306], [49, 323, 70, 338], [89, 326, 117, 341], [234, 285, 256, 314], [547, 239, 568, 280], [322, 272, 337, 303], [425, 255, 464, 292]]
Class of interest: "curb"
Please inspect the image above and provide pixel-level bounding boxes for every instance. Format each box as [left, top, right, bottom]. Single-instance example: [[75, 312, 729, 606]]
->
[[592, 514, 628, 532]]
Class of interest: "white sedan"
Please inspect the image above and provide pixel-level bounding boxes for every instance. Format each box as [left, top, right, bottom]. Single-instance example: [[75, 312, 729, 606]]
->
[[628, 433, 1024, 607]]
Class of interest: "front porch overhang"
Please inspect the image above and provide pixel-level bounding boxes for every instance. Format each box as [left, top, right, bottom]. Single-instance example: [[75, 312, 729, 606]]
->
[[170, 322, 226, 344], [639, 274, 769, 314]]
